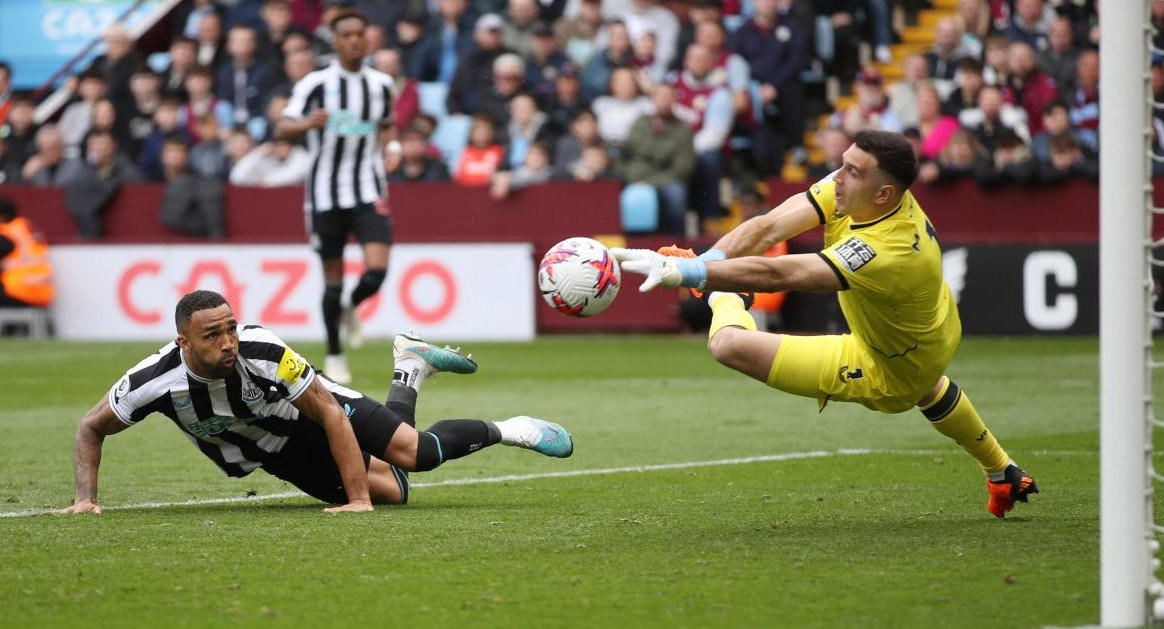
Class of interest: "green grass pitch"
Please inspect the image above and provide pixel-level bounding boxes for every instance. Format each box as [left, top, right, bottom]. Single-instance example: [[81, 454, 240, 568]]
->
[[0, 335, 1131, 628]]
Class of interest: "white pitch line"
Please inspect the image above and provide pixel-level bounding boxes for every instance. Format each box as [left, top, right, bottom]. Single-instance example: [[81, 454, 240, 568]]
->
[[1, 447, 1094, 519]]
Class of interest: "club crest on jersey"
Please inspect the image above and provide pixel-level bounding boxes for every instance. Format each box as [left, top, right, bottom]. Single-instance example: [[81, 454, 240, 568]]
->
[[241, 380, 263, 403], [833, 237, 877, 272]]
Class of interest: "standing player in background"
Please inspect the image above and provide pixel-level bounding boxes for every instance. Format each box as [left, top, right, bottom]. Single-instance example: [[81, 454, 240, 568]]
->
[[276, 9, 392, 384], [615, 130, 1038, 518]]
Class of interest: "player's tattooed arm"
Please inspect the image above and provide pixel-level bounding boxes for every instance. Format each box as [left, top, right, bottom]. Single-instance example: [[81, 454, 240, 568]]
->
[[59, 396, 130, 515]]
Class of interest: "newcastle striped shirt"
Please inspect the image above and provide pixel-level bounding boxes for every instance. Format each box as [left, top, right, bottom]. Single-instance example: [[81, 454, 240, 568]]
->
[[282, 60, 394, 213], [107, 325, 361, 477]]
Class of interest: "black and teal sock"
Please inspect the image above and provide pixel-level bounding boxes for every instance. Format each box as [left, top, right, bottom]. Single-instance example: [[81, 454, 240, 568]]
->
[[413, 420, 503, 472], [322, 282, 343, 355], [349, 269, 386, 308], [385, 383, 417, 427]]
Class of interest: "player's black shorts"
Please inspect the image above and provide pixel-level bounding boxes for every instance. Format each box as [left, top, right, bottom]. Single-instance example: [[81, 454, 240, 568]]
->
[[309, 203, 394, 259], [262, 395, 406, 504]]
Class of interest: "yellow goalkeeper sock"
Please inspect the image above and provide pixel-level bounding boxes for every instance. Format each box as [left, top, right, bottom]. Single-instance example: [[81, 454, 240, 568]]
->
[[920, 378, 1010, 476], [707, 293, 756, 342]]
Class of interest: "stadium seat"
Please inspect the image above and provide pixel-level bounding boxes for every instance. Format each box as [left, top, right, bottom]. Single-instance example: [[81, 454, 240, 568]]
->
[[0, 307, 51, 339], [430, 114, 471, 172], [620, 183, 659, 233], [417, 82, 450, 119]]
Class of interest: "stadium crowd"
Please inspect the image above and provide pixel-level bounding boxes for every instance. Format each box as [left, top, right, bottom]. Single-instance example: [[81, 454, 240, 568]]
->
[[0, 0, 1104, 238]]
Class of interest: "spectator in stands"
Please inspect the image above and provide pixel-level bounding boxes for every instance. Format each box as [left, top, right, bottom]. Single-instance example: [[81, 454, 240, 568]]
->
[[355, 0, 424, 39], [159, 135, 225, 238], [1037, 16, 1079, 93], [123, 66, 162, 159], [1030, 100, 1075, 162], [189, 114, 231, 179], [22, 126, 68, 186], [0, 62, 11, 126], [974, 129, 1036, 187], [917, 129, 988, 184], [1037, 131, 1097, 183], [502, 93, 551, 169], [887, 54, 929, 130], [941, 58, 985, 119], [139, 97, 189, 181], [60, 130, 142, 239], [258, 0, 297, 68], [59, 70, 106, 159], [1004, 0, 1054, 50], [224, 125, 257, 173], [161, 37, 198, 98], [85, 99, 131, 161], [671, 0, 720, 73], [833, 68, 902, 137], [88, 24, 142, 111], [229, 137, 309, 186], [592, 67, 652, 148], [2, 98, 38, 168], [555, 0, 604, 67], [371, 49, 419, 132], [269, 48, 317, 99], [504, 0, 543, 57], [542, 63, 586, 137], [177, 0, 226, 39], [732, 0, 810, 175], [1068, 49, 1099, 145], [673, 43, 734, 224], [478, 54, 532, 132], [491, 140, 553, 199], [581, 20, 633, 101], [218, 26, 275, 125], [566, 143, 617, 182], [526, 23, 573, 104], [620, 0, 680, 77], [1002, 41, 1060, 136], [413, 0, 476, 83], [0, 135, 21, 185], [959, 0, 991, 53], [447, 14, 513, 117], [617, 82, 695, 236], [913, 82, 960, 160], [454, 114, 505, 185], [196, 12, 227, 70], [960, 84, 1030, 153], [982, 33, 1011, 86], [181, 66, 235, 144], [385, 124, 450, 182], [553, 108, 600, 170], [392, 11, 427, 76], [925, 18, 973, 83], [0, 198, 53, 310], [814, 1, 863, 94], [808, 127, 849, 179], [628, 30, 660, 91], [692, 20, 750, 118]]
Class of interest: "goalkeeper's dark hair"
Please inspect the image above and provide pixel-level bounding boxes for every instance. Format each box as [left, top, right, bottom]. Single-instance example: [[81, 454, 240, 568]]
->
[[175, 290, 229, 330], [853, 129, 918, 192]]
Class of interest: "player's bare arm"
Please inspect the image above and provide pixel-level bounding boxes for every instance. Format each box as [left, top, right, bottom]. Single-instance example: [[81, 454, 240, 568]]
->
[[59, 396, 130, 515], [292, 377, 373, 513], [704, 254, 845, 293], [274, 108, 328, 141], [711, 193, 823, 258]]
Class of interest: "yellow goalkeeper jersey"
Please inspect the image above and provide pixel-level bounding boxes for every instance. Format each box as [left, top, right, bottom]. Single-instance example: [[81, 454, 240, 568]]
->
[[806, 174, 961, 377]]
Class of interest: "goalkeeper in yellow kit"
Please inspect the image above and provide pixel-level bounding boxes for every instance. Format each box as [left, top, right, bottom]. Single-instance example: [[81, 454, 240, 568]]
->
[[614, 130, 1037, 518]]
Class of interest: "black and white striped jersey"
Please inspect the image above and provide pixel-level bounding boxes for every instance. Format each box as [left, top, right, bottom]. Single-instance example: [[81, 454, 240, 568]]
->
[[282, 60, 394, 213], [107, 325, 361, 477]]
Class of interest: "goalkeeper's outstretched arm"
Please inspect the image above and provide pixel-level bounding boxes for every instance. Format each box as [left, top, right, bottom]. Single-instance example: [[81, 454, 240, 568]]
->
[[711, 192, 822, 259]]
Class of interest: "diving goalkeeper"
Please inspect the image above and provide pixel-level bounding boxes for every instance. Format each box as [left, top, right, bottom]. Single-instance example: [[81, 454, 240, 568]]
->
[[614, 129, 1037, 518]]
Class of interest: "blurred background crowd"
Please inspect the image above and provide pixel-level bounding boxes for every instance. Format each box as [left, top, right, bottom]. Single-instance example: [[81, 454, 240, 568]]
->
[[0, 0, 1108, 238]]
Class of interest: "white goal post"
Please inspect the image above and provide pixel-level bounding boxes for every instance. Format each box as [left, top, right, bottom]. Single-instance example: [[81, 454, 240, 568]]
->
[[1100, 1, 1154, 626]]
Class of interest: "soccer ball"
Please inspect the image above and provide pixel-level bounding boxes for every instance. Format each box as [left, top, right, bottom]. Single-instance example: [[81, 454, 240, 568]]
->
[[537, 237, 621, 317]]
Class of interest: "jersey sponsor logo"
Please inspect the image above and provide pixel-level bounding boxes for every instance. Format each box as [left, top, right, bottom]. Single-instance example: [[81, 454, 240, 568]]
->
[[833, 237, 877, 272], [187, 415, 237, 438], [241, 380, 263, 404], [113, 377, 130, 404], [326, 110, 376, 137], [276, 348, 308, 384]]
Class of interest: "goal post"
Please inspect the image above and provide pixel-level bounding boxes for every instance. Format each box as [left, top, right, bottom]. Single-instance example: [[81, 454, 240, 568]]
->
[[1099, 1, 1154, 626]]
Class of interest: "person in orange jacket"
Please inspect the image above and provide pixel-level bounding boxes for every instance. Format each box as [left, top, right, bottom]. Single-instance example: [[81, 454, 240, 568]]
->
[[0, 197, 54, 309]]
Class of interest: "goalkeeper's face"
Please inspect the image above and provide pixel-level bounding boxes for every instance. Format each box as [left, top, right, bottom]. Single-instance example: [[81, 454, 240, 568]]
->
[[833, 145, 894, 218]]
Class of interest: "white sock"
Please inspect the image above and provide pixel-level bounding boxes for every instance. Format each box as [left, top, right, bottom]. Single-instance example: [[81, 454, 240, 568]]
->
[[392, 357, 427, 392], [493, 417, 528, 446]]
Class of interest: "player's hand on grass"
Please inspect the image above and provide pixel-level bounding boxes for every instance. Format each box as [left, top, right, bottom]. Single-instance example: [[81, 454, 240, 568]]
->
[[612, 248, 684, 292], [323, 500, 373, 514], [59, 501, 102, 515]]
